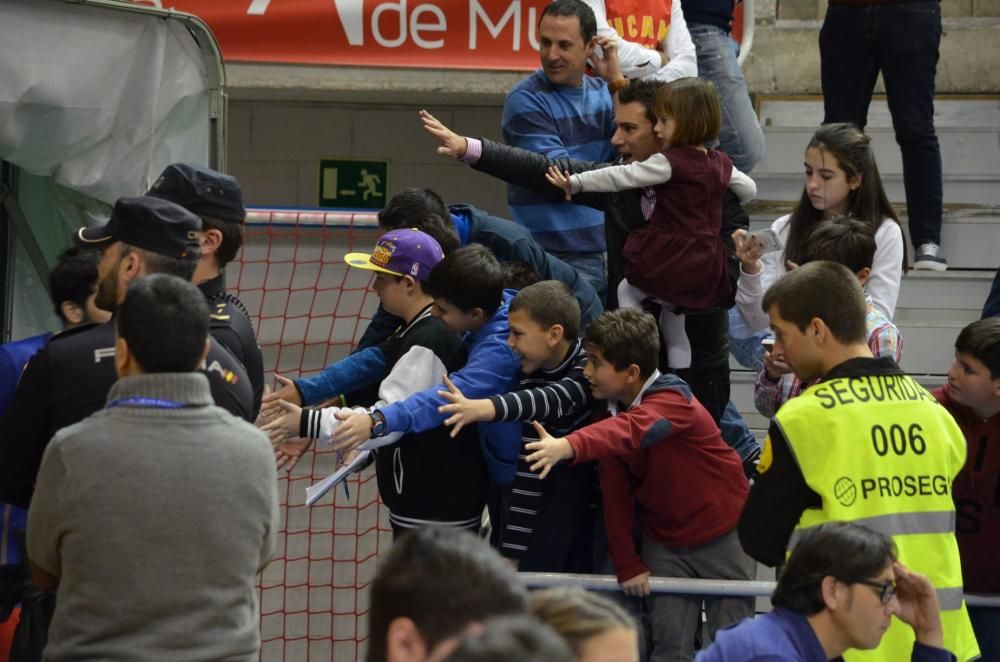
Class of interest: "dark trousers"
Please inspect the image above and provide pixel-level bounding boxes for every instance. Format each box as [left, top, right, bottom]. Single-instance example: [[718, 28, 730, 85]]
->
[[819, 0, 943, 247]]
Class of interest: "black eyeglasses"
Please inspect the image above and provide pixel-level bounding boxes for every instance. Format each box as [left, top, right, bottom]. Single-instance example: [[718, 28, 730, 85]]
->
[[855, 579, 896, 604]]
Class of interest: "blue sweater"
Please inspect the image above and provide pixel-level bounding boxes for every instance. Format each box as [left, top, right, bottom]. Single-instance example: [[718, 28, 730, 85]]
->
[[696, 608, 955, 662], [0, 332, 50, 565], [501, 71, 615, 253], [380, 291, 522, 485]]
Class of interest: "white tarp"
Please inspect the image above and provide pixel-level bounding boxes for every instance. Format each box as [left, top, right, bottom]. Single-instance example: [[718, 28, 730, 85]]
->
[[0, 0, 212, 204]]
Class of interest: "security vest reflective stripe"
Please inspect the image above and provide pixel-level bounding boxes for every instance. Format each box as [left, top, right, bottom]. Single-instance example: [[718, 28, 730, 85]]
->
[[776, 373, 980, 662]]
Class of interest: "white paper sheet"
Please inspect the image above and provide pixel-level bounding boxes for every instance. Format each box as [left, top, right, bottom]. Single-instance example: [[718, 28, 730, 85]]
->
[[305, 450, 372, 506]]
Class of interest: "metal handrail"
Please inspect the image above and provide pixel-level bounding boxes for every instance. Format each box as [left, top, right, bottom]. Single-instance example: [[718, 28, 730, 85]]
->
[[738, 0, 755, 67], [520, 572, 1000, 608]]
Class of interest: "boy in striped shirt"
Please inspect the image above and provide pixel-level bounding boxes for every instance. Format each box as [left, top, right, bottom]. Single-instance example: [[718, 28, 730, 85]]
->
[[438, 280, 597, 570]]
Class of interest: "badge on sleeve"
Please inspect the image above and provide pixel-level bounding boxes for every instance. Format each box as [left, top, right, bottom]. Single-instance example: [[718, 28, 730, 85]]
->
[[757, 434, 773, 475]]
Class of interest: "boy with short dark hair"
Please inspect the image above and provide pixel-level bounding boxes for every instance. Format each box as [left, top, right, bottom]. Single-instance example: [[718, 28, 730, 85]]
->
[[437, 280, 596, 570], [524, 308, 753, 659], [262, 230, 488, 535], [330, 244, 522, 521], [931, 317, 1000, 659], [755, 216, 902, 417]]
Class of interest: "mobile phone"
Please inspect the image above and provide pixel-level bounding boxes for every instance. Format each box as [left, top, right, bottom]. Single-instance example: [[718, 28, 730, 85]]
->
[[748, 229, 783, 254], [761, 338, 775, 353]]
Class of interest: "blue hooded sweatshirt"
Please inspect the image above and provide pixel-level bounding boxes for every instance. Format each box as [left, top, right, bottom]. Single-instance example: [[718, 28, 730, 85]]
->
[[379, 291, 522, 485]]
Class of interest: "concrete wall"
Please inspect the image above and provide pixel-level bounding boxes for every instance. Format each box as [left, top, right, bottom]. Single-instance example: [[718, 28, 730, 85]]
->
[[225, 0, 1000, 208], [229, 100, 509, 213]]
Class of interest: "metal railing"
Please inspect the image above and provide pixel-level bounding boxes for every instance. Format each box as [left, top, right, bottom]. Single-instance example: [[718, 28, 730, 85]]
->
[[520, 573, 1000, 608], [738, 0, 756, 67]]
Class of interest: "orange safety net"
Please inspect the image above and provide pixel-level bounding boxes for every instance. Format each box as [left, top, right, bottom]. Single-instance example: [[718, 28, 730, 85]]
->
[[233, 208, 393, 661]]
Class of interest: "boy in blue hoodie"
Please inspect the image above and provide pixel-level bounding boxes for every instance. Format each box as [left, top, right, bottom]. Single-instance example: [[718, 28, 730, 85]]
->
[[331, 244, 522, 531]]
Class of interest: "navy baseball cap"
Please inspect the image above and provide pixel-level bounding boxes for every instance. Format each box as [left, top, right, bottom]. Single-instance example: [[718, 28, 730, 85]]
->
[[75, 196, 202, 261], [344, 229, 444, 282], [147, 163, 246, 224]]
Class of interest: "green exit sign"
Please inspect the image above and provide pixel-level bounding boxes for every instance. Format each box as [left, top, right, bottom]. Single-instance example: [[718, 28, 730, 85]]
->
[[318, 159, 389, 209]]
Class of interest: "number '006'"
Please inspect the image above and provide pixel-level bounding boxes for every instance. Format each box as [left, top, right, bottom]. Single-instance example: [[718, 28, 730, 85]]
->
[[871, 423, 926, 456]]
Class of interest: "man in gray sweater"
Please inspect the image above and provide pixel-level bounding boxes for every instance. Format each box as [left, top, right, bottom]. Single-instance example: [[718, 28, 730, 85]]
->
[[27, 274, 280, 661]]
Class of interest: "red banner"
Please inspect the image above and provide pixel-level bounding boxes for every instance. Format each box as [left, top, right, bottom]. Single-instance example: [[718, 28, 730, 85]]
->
[[136, 0, 551, 70]]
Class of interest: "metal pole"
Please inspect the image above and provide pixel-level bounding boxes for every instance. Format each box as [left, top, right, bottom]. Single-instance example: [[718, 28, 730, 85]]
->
[[738, 0, 756, 67], [520, 573, 1000, 607]]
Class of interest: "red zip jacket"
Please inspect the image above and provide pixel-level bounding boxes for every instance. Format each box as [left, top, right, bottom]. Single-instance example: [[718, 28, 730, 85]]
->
[[933, 384, 1000, 593], [567, 372, 748, 582]]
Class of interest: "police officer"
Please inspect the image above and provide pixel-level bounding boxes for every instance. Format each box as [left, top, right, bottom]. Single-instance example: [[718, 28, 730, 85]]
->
[[737, 261, 979, 662], [0, 196, 253, 509], [147, 163, 264, 417]]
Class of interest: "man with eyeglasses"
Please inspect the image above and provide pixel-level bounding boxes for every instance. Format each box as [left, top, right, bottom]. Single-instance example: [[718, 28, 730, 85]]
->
[[697, 522, 954, 661], [737, 262, 979, 661]]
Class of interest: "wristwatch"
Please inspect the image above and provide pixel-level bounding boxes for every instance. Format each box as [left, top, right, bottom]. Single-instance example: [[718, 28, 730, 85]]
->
[[370, 410, 387, 438]]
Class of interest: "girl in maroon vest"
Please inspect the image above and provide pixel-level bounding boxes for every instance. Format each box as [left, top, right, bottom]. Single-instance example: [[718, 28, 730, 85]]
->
[[548, 75, 756, 369]]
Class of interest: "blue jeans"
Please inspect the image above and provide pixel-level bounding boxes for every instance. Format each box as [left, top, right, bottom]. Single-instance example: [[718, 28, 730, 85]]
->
[[819, 0, 943, 247], [719, 400, 761, 463], [689, 24, 766, 173], [551, 250, 608, 306], [983, 266, 1000, 318]]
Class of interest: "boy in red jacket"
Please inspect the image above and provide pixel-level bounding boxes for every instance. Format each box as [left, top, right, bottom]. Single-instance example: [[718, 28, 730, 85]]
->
[[526, 308, 754, 660], [931, 317, 1000, 660]]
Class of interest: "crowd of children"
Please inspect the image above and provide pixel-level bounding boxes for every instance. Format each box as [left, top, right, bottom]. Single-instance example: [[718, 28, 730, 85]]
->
[[250, 65, 998, 660]]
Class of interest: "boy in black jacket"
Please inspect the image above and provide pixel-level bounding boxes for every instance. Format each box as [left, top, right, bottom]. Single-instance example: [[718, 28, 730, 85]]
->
[[263, 229, 487, 535]]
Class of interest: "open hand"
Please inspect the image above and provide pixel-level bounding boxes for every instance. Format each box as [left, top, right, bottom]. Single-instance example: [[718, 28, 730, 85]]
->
[[330, 410, 374, 453], [437, 374, 495, 438], [259, 399, 303, 445], [274, 437, 314, 472], [261, 374, 302, 421], [545, 166, 573, 201], [523, 421, 574, 479], [419, 110, 469, 159]]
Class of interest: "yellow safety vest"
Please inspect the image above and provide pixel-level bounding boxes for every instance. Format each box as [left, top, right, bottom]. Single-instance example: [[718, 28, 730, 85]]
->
[[775, 372, 980, 662]]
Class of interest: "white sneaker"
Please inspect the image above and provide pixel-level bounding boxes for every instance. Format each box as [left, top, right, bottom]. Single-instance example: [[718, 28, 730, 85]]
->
[[913, 242, 948, 271]]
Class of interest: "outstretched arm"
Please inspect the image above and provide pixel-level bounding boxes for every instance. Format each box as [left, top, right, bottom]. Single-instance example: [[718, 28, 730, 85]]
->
[[568, 153, 673, 193]]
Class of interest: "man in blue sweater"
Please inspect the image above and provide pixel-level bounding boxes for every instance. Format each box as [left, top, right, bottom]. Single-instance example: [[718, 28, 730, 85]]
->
[[503, 0, 616, 302]]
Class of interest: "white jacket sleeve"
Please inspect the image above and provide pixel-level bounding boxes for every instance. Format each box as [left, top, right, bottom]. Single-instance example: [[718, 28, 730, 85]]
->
[[570, 153, 672, 193], [651, 2, 698, 81], [581, 0, 664, 79], [728, 167, 757, 205], [735, 267, 770, 332], [735, 217, 789, 332], [360, 345, 449, 450], [867, 219, 905, 320], [315, 405, 368, 445]]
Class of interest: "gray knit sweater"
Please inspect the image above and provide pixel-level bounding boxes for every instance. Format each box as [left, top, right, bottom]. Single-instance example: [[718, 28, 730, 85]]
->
[[27, 372, 279, 662]]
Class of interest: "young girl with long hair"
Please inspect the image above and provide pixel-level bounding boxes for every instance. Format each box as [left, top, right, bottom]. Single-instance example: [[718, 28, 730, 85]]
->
[[733, 123, 905, 331], [547, 77, 756, 369]]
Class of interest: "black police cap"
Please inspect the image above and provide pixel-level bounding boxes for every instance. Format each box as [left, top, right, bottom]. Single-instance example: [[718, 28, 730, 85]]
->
[[147, 163, 246, 224], [75, 196, 202, 261]]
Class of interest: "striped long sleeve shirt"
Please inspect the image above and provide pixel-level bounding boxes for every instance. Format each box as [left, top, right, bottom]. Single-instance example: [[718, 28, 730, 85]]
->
[[486, 338, 595, 564]]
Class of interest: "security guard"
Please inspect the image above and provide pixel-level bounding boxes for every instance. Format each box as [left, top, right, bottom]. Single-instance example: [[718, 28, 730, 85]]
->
[[738, 261, 979, 662], [0, 196, 253, 509], [147, 163, 264, 417]]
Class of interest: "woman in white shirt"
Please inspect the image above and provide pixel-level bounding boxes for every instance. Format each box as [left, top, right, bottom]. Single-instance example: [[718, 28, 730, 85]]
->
[[733, 123, 905, 331]]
